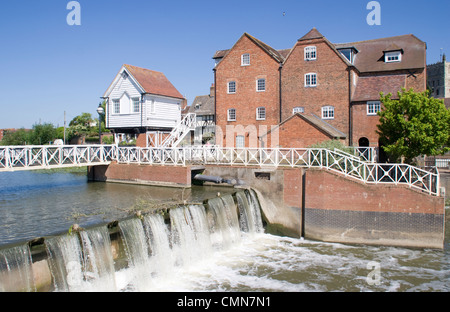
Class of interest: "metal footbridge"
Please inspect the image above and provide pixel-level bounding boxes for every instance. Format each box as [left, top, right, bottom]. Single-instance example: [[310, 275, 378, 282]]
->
[[0, 144, 441, 196]]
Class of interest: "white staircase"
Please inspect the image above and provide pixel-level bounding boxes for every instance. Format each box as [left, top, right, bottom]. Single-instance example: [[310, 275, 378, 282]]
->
[[160, 113, 196, 147]]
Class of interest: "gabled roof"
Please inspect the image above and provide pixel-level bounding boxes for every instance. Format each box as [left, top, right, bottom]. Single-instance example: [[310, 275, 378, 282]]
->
[[212, 33, 287, 66], [104, 64, 184, 99], [334, 34, 426, 73], [260, 113, 347, 139], [298, 27, 324, 41], [352, 75, 406, 102], [284, 28, 352, 67]]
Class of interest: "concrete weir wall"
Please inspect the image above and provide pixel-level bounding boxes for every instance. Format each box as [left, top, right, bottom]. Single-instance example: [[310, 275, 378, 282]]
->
[[89, 163, 445, 249]]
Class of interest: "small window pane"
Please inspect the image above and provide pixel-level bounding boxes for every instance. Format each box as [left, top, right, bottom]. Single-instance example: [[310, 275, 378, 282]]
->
[[256, 107, 266, 120], [367, 101, 381, 115], [322, 106, 334, 119], [228, 109, 236, 121], [293, 107, 305, 114], [113, 100, 120, 114], [236, 135, 245, 148], [305, 46, 317, 60], [241, 54, 250, 66], [257, 79, 266, 92], [228, 81, 236, 94], [305, 73, 317, 87], [132, 98, 140, 113]]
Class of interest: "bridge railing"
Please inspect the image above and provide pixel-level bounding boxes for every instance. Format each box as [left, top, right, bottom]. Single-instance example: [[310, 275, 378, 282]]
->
[[116, 146, 440, 196], [0, 145, 116, 171]]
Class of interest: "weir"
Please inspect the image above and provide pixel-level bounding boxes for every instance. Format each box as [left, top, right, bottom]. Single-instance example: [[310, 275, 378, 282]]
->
[[0, 189, 265, 292]]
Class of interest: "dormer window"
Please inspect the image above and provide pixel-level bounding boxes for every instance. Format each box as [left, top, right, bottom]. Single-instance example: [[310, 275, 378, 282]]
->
[[338, 48, 358, 64], [385, 51, 402, 63]]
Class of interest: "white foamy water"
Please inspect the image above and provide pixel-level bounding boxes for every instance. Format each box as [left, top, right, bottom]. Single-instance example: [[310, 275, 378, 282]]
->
[[113, 232, 449, 292]]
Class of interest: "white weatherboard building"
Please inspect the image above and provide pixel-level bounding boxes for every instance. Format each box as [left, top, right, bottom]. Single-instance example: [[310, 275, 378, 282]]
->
[[103, 64, 186, 144]]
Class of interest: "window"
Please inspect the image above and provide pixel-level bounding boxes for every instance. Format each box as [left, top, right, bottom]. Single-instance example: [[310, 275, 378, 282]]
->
[[236, 135, 245, 148], [149, 99, 155, 114], [293, 107, 305, 114], [228, 81, 236, 94], [339, 48, 356, 64], [241, 53, 250, 66], [132, 98, 140, 113], [305, 73, 317, 87], [304, 46, 317, 61], [322, 106, 334, 119], [256, 78, 266, 92], [256, 107, 266, 120], [113, 99, 120, 114], [228, 108, 236, 121], [367, 101, 381, 115], [385, 51, 402, 63]]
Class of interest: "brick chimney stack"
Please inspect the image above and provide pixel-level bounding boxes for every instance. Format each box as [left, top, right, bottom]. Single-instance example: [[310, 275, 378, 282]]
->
[[210, 83, 215, 97]]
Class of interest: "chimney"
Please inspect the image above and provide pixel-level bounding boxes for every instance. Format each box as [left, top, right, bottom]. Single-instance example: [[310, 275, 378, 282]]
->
[[210, 83, 215, 97]]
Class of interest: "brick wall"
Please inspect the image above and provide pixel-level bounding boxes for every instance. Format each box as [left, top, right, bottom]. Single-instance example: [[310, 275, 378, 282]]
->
[[262, 114, 341, 148], [215, 35, 281, 147], [303, 168, 445, 248], [281, 39, 350, 144], [89, 163, 191, 187]]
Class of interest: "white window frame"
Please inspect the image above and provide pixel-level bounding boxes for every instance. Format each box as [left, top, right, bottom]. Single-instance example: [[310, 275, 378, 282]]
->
[[322, 106, 335, 120], [293, 107, 305, 114], [113, 99, 120, 114], [241, 53, 250, 66], [385, 51, 402, 63], [228, 81, 236, 94], [256, 78, 266, 92], [256, 107, 266, 120], [367, 101, 381, 116], [304, 46, 317, 61], [132, 97, 140, 113], [236, 135, 245, 148], [305, 73, 317, 87], [228, 108, 236, 121]]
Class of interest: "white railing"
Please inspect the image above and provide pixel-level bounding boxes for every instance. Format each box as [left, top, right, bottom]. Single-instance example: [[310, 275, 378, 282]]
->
[[0, 144, 440, 196], [115, 146, 440, 196], [160, 113, 196, 148], [0, 145, 116, 171]]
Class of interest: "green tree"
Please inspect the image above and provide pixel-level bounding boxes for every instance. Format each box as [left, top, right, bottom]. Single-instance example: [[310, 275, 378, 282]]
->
[[377, 88, 450, 164], [29, 123, 57, 145], [0, 129, 31, 145]]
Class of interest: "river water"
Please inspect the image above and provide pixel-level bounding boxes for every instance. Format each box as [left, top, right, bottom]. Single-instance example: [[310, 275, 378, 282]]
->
[[0, 170, 448, 292]]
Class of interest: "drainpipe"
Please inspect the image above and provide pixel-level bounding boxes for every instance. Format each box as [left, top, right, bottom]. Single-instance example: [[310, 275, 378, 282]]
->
[[348, 68, 353, 147], [279, 63, 283, 124], [213, 68, 217, 126]]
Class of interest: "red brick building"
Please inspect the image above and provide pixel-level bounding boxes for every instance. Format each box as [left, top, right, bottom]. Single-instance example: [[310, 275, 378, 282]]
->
[[213, 28, 427, 149]]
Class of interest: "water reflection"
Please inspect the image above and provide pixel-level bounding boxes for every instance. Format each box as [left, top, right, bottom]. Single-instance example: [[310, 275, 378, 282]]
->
[[0, 170, 234, 247]]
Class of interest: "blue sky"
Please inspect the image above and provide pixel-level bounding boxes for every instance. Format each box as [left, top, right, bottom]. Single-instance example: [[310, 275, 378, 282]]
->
[[1, 0, 449, 129]]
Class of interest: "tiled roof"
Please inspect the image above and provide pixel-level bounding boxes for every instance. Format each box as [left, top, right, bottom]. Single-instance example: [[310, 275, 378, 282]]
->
[[352, 75, 406, 102], [334, 34, 426, 73], [298, 27, 324, 41], [212, 33, 289, 64], [123, 64, 185, 99], [187, 95, 215, 115], [260, 113, 346, 139]]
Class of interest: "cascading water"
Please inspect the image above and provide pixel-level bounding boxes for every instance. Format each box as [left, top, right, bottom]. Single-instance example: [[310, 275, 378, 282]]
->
[[45, 226, 116, 292], [206, 194, 241, 248], [0, 244, 35, 292], [170, 205, 213, 266], [236, 190, 264, 234], [0, 189, 267, 292]]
